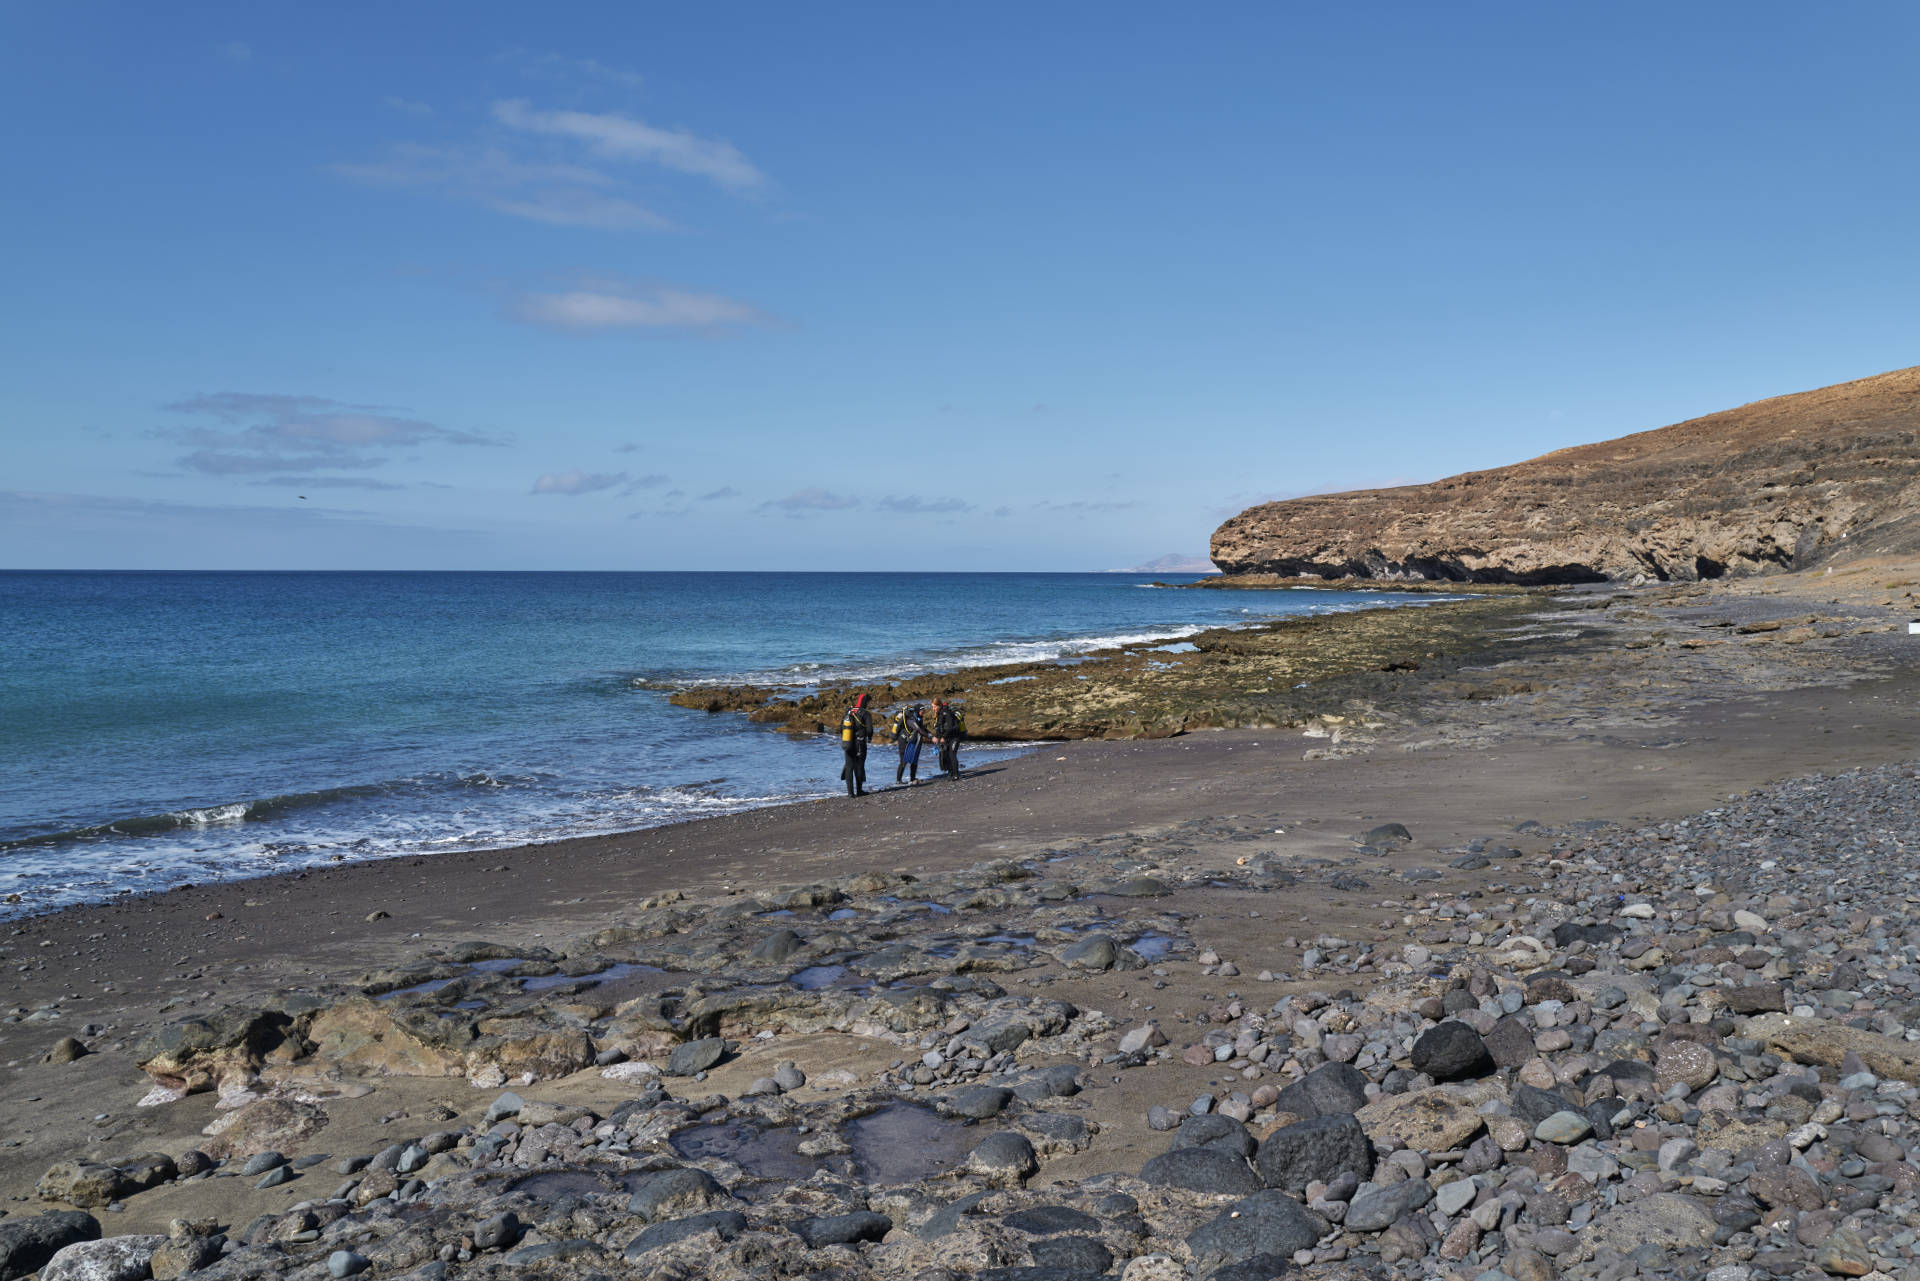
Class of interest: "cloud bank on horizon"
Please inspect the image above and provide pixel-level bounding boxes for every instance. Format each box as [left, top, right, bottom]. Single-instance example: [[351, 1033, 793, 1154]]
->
[[4, 4, 1918, 570]]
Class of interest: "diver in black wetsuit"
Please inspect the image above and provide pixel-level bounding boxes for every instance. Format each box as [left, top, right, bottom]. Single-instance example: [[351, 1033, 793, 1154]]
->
[[893, 704, 927, 785], [933, 699, 964, 780], [839, 693, 874, 796]]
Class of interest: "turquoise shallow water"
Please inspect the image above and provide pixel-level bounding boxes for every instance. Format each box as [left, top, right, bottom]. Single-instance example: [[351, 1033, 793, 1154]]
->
[[0, 570, 1424, 916]]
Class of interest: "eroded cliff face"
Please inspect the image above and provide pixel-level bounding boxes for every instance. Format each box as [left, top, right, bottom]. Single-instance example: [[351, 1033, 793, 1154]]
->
[[1212, 366, 1920, 583]]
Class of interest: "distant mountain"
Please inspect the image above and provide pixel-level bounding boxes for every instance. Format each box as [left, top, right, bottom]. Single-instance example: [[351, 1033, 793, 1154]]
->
[[1112, 554, 1221, 574], [1211, 365, 1920, 584]]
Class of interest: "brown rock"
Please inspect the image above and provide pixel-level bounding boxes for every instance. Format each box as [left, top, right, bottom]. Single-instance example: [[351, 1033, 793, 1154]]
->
[[306, 999, 469, 1078], [1654, 1042, 1718, 1093], [200, 1098, 330, 1160], [35, 1161, 131, 1208], [1747, 1167, 1824, 1212], [1210, 365, 1920, 584], [42, 1037, 89, 1064], [1747, 1013, 1920, 1084], [151, 1235, 223, 1279], [1355, 1081, 1502, 1153]]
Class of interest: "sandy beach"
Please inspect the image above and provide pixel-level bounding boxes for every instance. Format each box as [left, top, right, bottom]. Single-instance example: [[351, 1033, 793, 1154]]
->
[[5, 569, 1920, 1280]]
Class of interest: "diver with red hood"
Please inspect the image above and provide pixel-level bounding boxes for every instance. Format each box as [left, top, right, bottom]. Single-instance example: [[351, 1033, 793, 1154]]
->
[[839, 692, 874, 797]]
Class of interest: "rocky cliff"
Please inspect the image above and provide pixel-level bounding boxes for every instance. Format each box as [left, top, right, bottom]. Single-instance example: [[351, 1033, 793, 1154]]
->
[[1211, 365, 1920, 583]]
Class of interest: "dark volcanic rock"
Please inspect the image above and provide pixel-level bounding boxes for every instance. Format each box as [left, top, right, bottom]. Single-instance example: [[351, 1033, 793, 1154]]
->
[[666, 1037, 734, 1076], [1272, 1061, 1371, 1118], [1255, 1113, 1375, 1195], [1003, 1206, 1102, 1235], [1029, 1236, 1114, 1273], [626, 1167, 730, 1223], [1139, 1147, 1262, 1196], [622, 1210, 749, 1258], [1552, 922, 1623, 949], [1484, 1015, 1537, 1070], [1204, 1256, 1296, 1281], [1169, 1113, 1256, 1158], [1411, 1021, 1494, 1081], [0, 1211, 100, 1281], [1724, 983, 1787, 1014], [1346, 1177, 1435, 1232], [794, 1211, 892, 1248], [1512, 1083, 1580, 1127], [968, 1132, 1039, 1185], [944, 1085, 1015, 1119], [1187, 1190, 1328, 1273]]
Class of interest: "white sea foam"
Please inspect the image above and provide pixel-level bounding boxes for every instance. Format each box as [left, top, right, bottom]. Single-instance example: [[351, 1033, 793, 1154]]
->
[[178, 802, 251, 827]]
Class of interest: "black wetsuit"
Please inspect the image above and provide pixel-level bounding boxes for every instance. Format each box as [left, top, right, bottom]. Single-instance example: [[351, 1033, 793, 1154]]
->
[[840, 706, 873, 796], [935, 705, 962, 779], [895, 709, 926, 783]]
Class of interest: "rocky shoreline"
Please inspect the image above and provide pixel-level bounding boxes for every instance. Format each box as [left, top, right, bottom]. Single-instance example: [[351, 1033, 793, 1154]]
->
[[6, 565, 1920, 1281]]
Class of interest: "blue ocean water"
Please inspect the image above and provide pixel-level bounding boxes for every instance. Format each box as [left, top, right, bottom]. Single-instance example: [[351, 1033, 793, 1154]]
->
[[0, 571, 1422, 916]]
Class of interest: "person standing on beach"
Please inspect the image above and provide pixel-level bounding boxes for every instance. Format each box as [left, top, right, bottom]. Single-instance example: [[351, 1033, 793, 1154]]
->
[[840, 693, 874, 797], [892, 703, 928, 786], [933, 699, 965, 780]]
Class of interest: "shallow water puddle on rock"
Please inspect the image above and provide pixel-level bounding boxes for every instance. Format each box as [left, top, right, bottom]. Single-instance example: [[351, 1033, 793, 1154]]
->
[[788, 964, 870, 991], [509, 1169, 613, 1202], [375, 977, 459, 1002], [844, 1103, 970, 1184], [669, 1122, 824, 1182], [521, 961, 662, 992], [1130, 932, 1176, 960]]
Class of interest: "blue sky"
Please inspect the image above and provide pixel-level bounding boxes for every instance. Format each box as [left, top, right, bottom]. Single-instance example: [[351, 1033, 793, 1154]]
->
[[3, 3, 1916, 570]]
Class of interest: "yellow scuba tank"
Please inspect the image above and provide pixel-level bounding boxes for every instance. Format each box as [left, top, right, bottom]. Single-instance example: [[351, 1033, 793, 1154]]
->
[[841, 714, 854, 743]]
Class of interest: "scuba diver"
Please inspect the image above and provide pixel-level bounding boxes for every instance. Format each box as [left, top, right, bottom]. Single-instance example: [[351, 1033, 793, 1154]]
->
[[933, 698, 965, 781], [839, 693, 874, 797], [891, 703, 928, 785]]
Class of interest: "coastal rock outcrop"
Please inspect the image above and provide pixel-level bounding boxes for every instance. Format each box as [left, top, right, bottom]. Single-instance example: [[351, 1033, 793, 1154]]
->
[[1211, 365, 1920, 583]]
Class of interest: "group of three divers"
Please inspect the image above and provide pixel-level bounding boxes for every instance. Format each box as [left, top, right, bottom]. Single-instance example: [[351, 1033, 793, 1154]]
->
[[838, 693, 964, 797]]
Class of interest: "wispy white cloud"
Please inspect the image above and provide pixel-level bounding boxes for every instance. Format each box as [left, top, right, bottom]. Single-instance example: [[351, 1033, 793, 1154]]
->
[[759, 488, 860, 513], [381, 96, 434, 116], [621, 473, 671, 494], [217, 41, 253, 63], [502, 50, 648, 92], [1038, 499, 1141, 513], [161, 393, 503, 478], [877, 495, 972, 514], [493, 99, 764, 193], [697, 486, 739, 501], [333, 144, 670, 231], [510, 281, 766, 333], [251, 476, 409, 491], [532, 470, 627, 496]]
